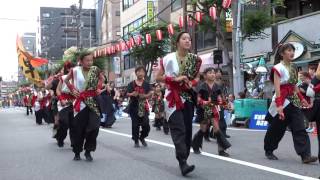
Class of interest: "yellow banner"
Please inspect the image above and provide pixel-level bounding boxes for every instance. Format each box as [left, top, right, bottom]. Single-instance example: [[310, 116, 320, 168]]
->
[[147, 1, 154, 25], [16, 35, 44, 87]]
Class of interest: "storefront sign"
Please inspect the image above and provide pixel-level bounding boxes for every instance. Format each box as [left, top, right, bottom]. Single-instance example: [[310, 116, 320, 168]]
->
[[249, 111, 268, 130], [113, 57, 121, 75], [225, 9, 233, 33], [147, 1, 154, 25]]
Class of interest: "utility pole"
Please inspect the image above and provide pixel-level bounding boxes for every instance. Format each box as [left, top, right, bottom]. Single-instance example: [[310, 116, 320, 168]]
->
[[183, 0, 188, 32], [77, 0, 83, 49], [66, 0, 83, 49], [232, 0, 244, 96], [192, 2, 197, 54]]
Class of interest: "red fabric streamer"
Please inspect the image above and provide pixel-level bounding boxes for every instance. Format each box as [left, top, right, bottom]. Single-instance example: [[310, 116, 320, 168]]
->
[[74, 90, 97, 112]]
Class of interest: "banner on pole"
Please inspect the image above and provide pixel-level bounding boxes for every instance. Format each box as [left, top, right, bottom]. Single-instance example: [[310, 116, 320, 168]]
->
[[147, 1, 154, 25]]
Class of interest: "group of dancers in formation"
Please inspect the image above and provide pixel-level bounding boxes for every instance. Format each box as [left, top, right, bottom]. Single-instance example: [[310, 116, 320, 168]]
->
[[22, 32, 320, 176]]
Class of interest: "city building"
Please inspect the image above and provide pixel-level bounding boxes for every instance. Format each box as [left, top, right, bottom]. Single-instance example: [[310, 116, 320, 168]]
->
[[39, 7, 97, 63], [0, 81, 18, 99], [169, 0, 233, 90], [116, 0, 182, 87], [242, 0, 320, 76], [99, 0, 121, 83]]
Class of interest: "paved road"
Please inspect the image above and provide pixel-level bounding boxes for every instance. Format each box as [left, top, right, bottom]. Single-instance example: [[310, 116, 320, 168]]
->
[[0, 107, 319, 180]]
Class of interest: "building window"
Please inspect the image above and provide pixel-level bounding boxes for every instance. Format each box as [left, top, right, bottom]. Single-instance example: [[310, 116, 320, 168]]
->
[[116, 10, 120, 16], [42, 13, 50, 18], [124, 54, 136, 70], [276, 0, 320, 19], [171, 0, 182, 11], [123, 0, 139, 11], [197, 30, 216, 50], [122, 16, 145, 38], [123, 0, 132, 10]]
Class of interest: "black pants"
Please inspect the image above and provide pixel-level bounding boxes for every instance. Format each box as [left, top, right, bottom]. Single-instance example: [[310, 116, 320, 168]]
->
[[56, 105, 75, 145], [307, 98, 320, 158], [163, 117, 169, 134], [44, 107, 54, 124], [219, 109, 227, 136], [264, 103, 311, 157], [168, 101, 194, 163], [73, 107, 100, 153], [26, 106, 33, 115], [130, 112, 150, 142], [35, 109, 45, 125]]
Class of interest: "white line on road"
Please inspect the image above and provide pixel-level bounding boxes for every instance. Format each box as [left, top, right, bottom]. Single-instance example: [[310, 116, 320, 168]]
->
[[100, 128, 317, 180], [192, 123, 267, 132]]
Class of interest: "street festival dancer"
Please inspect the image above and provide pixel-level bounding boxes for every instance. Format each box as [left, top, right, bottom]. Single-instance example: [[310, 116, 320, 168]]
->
[[55, 61, 75, 148], [152, 83, 166, 132], [192, 67, 231, 156], [305, 62, 320, 162], [156, 32, 201, 176], [264, 43, 318, 164], [127, 66, 152, 148], [64, 51, 103, 161]]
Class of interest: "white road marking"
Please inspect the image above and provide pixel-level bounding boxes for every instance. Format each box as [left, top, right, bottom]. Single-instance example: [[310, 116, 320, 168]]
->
[[100, 128, 318, 180], [192, 123, 267, 132]]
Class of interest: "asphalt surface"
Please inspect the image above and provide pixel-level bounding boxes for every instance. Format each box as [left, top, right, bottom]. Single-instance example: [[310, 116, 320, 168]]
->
[[0, 107, 319, 180]]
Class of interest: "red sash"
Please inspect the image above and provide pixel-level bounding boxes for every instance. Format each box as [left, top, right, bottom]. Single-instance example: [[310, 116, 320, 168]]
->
[[165, 80, 189, 110], [31, 96, 37, 106], [74, 90, 97, 112], [58, 93, 75, 102]]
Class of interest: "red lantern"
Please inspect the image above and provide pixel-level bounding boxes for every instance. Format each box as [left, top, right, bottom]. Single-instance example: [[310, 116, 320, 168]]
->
[[116, 44, 121, 52], [104, 47, 107, 56], [222, 0, 231, 9], [167, 24, 174, 36], [179, 16, 184, 29], [129, 37, 135, 47], [120, 42, 126, 51], [111, 46, 115, 54], [146, 33, 152, 44], [209, 6, 217, 20], [156, 30, 162, 41], [107, 47, 111, 54], [126, 41, 131, 49], [187, 16, 193, 27], [195, 12, 202, 23], [94, 50, 97, 58], [136, 35, 142, 46]]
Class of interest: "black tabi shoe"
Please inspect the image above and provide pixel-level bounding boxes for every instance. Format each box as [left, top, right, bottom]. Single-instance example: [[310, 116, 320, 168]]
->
[[225, 134, 231, 138], [134, 141, 140, 148], [265, 151, 278, 160], [193, 148, 201, 154], [84, 151, 93, 162], [301, 155, 318, 164], [140, 138, 148, 147], [218, 151, 230, 157], [204, 137, 211, 142], [179, 162, 195, 176], [73, 153, 81, 161], [57, 141, 64, 148]]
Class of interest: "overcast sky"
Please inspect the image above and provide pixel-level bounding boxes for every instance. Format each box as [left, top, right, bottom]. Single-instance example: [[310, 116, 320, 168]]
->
[[0, 0, 95, 81]]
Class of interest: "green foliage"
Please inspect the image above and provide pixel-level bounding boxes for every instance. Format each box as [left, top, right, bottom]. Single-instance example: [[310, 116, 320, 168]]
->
[[243, 9, 271, 39], [130, 23, 181, 80], [93, 56, 107, 71], [191, 0, 284, 40]]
